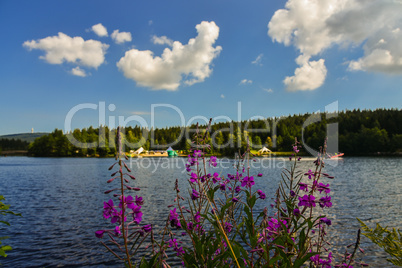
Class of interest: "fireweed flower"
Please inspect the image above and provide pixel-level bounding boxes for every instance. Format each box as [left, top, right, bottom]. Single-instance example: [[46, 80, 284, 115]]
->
[[210, 156, 217, 167], [191, 189, 200, 200], [168, 238, 178, 248], [310, 253, 320, 265], [311, 252, 333, 268], [132, 205, 143, 224], [200, 175, 207, 183], [169, 208, 181, 228], [235, 186, 241, 193], [298, 195, 316, 208], [212, 172, 221, 183], [187, 221, 194, 230], [256, 190, 266, 199], [266, 218, 288, 238], [175, 246, 185, 256], [142, 224, 152, 233], [225, 222, 233, 233], [305, 169, 315, 179], [320, 217, 332, 226], [321, 252, 333, 268], [114, 226, 121, 236], [293, 145, 299, 153], [193, 150, 202, 158], [257, 173, 263, 177], [319, 196, 332, 208], [190, 172, 198, 183], [299, 182, 308, 191], [111, 210, 126, 224], [293, 208, 300, 216], [103, 199, 115, 219], [95, 230, 105, 238], [232, 197, 239, 203], [194, 211, 201, 223], [219, 182, 226, 191], [119, 195, 135, 210], [241, 176, 255, 188], [290, 190, 296, 197], [135, 195, 144, 206], [318, 183, 330, 194]]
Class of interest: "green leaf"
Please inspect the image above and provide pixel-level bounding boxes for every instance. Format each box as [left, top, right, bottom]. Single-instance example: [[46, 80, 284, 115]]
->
[[0, 220, 10, 226], [268, 255, 281, 266], [298, 228, 306, 252], [293, 252, 318, 268], [220, 201, 233, 218], [357, 218, 402, 266], [207, 187, 216, 201], [0, 245, 12, 257]]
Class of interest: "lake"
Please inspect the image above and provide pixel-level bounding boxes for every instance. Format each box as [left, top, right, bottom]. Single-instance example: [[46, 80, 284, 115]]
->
[[0, 156, 401, 267]]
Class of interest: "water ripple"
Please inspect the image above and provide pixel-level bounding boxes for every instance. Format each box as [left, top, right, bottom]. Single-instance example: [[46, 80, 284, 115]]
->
[[0, 156, 400, 267]]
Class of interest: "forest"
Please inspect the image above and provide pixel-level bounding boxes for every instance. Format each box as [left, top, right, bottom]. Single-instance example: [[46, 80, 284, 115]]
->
[[0, 138, 30, 154], [24, 108, 402, 157]]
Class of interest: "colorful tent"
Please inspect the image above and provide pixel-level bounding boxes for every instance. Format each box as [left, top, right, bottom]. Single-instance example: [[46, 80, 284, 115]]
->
[[167, 146, 178, 156]]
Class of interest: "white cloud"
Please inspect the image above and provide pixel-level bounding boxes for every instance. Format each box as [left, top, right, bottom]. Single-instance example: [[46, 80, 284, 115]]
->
[[71, 67, 87, 77], [264, 88, 274, 93], [268, 0, 402, 90], [117, 21, 222, 91], [148, 20, 153, 26], [252, 54, 263, 65], [92, 23, 108, 37], [284, 57, 327, 91], [111, 30, 132, 44], [240, 79, 252, 85], [152, 35, 174, 46], [23, 32, 109, 69], [220, 94, 225, 98]]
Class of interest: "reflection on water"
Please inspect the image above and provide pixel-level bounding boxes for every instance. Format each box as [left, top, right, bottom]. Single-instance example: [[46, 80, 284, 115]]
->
[[0, 156, 400, 267]]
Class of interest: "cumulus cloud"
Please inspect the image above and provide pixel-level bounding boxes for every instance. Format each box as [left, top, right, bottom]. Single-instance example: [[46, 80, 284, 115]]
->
[[92, 23, 108, 37], [117, 21, 222, 91], [111, 30, 132, 44], [240, 79, 252, 85], [23, 32, 109, 69], [252, 54, 263, 65], [71, 67, 87, 77], [268, 0, 402, 91], [152, 35, 174, 46], [284, 57, 327, 91], [264, 88, 274, 93]]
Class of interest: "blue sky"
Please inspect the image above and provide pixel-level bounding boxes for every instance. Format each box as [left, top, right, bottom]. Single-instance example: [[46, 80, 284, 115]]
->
[[1, 0, 401, 135]]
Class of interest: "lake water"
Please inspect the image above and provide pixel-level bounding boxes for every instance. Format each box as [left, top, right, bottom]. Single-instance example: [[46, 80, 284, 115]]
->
[[0, 156, 401, 267]]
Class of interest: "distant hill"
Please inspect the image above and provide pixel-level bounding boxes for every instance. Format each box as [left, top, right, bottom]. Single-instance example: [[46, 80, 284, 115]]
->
[[0, 132, 49, 143]]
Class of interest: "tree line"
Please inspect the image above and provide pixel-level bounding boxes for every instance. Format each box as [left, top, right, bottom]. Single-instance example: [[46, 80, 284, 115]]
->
[[27, 108, 402, 157], [0, 138, 30, 153]]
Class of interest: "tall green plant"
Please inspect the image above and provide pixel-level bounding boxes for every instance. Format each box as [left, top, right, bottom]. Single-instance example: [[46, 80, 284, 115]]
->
[[0, 195, 21, 262], [357, 218, 402, 266]]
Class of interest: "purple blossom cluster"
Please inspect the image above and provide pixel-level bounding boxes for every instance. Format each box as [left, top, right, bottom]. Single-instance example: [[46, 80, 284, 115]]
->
[[96, 129, 366, 268], [96, 195, 145, 238], [311, 252, 333, 268]]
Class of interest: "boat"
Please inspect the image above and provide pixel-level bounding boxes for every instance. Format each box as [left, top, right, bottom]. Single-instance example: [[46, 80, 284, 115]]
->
[[329, 152, 344, 159]]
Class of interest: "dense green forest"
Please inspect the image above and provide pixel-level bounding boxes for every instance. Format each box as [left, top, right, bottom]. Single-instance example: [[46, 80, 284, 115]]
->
[[27, 108, 402, 157], [0, 138, 30, 152]]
